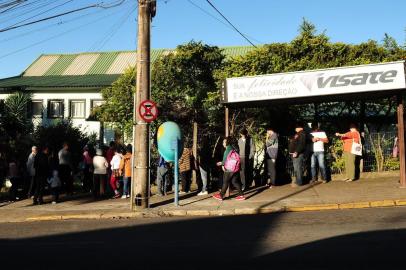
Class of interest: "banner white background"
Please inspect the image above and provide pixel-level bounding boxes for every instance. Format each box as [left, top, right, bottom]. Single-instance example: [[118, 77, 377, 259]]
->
[[224, 61, 406, 103]]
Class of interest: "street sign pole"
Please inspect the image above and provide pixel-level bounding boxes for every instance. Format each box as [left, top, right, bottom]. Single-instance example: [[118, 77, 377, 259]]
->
[[173, 138, 179, 206]]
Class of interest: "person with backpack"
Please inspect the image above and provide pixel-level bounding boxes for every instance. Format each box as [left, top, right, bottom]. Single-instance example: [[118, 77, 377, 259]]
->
[[212, 137, 245, 201], [179, 144, 193, 194]]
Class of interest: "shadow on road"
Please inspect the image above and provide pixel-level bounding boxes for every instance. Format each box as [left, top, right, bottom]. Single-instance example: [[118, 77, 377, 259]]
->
[[0, 213, 405, 269]]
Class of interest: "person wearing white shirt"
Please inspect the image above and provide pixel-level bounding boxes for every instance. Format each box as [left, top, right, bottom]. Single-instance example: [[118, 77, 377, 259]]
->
[[310, 123, 329, 183], [110, 149, 123, 198]]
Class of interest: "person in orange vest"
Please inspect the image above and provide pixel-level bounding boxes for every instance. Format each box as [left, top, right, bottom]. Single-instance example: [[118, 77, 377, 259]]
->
[[335, 123, 361, 182], [119, 144, 132, 199]]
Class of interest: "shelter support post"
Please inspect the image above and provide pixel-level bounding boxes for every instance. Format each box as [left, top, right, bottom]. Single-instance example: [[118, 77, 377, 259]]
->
[[225, 106, 229, 137], [360, 101, 365, 132], [192, 122, 197, 183], [397, 95, 406, 188], [224, 106, 230, 197]]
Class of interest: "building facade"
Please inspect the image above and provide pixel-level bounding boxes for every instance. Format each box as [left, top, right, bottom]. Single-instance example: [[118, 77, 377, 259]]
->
[[0, 47, 255, 143]]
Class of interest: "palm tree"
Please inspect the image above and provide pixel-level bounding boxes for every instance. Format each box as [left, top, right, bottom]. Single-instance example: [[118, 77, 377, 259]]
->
[[1, 92, 32, 136]]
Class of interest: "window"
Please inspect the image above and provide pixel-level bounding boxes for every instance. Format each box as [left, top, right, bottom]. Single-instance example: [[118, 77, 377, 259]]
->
[[91, 100, 105, 109], [30, 100, 43, 117], [48, 100, 64, 118], [70, 100, 85, 118]]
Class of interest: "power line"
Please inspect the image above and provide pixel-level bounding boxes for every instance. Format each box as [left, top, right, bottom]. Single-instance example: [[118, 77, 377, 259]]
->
[[88, 5, 137, 52], [0, 0, 128, 33], [0, 4, 133, 60], [5, 0, 75, 30], [0, 2, 105, 33], [186, 0, 263, 44], [0, 6, 115, 43], [0, 0, 67, 25], [0, 0, 26, 14], [204, 0, 257, 48]]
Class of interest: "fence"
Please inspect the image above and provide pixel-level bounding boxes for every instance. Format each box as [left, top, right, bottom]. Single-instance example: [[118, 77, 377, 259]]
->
[[196, 129, 399, 183], [281, 131, 399, 177]]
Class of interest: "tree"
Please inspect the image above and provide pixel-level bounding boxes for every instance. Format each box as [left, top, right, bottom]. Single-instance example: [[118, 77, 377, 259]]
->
[[151, 41, 225, 138], [33, 120, 91, 168], [95, 67, 136, 137], [0, 92, 33, 163]]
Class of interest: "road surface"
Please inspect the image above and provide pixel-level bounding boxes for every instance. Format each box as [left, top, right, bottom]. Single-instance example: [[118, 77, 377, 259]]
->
[[0, 207, 405, 269]]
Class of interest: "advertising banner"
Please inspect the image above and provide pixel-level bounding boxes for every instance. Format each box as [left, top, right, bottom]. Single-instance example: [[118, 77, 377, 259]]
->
[[222, 61, 406, 103]]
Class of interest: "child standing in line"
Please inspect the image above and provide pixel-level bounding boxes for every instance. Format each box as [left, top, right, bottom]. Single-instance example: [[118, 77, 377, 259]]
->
[[48, 170, 61, 204]]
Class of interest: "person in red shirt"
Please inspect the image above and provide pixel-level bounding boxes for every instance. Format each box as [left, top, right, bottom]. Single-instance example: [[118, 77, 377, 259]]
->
[[335, 123, 361, 182]]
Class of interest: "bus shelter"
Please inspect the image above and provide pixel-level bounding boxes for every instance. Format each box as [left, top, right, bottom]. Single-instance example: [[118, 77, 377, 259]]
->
[[221, 61, 406, 187]]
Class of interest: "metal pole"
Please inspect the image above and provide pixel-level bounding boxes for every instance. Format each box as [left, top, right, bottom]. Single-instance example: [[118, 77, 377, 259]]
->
[[192, 122, 198, 183], [397, 95, 406, 188], [132, 0, 152, 209], [225, 106, 229, 137], [174, 139, 179, 206]]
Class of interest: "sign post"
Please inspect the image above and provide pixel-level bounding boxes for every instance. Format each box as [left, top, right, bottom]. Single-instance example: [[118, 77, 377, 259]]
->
[[157, 121, 183, 207], [172, 138, 179, 206]]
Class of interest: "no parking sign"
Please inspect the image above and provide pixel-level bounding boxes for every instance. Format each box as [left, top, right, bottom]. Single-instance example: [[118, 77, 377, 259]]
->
[[138, 100, 158, 122]]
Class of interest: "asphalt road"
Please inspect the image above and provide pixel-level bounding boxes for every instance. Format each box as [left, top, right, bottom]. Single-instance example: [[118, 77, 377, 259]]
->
[[1, 207, 406, 270]]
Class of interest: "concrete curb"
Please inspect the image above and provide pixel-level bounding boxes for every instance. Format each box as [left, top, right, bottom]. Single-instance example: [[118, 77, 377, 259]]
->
[[19, 198, 406, 222]]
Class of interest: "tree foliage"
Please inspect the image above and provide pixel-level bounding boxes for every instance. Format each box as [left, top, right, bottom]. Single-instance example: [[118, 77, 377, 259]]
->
[[0, 92, 33, 163], [151, 41, 225, 137], [95, 68, 136, 136], [95, 20, 406, 141], [33, 120, 90, 168]]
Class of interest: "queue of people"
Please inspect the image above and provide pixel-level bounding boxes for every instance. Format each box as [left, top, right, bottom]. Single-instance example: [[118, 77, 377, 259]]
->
[[2, 123, 362, 204], [2, 141, 133, 204], [153, 122, 362, 202]]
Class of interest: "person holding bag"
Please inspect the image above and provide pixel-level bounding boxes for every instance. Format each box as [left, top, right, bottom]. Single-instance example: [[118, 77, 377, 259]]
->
[[212, 137, 245, 201], [335, 123, 361, 182]]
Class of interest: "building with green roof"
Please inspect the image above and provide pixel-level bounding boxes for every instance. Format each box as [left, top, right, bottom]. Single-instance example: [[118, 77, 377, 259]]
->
[[0, 46, 255, 143]]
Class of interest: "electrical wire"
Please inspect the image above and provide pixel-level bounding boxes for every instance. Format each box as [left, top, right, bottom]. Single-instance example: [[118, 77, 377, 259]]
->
[[0, 0, 62, 25], [5, 0, 75, 29], [88, 5, 136, 52], [186, 0, 263, 44], [0, 6, 115, 43], [0, 0, 26, 14], [0, 2, 104, 33], [0, 4, 133, 60], [204, 0, 257, 47], [0, 0, 129, 33]]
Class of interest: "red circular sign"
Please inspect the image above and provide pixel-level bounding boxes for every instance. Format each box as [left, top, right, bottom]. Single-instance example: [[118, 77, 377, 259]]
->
[[139, 100, 158, 122]]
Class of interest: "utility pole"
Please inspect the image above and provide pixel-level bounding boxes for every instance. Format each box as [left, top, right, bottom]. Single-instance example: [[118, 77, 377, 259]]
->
[[132, 0, 156, 210]]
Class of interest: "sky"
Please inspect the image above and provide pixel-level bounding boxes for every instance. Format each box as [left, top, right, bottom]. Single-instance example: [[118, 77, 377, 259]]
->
[[0, 0, 405, 78]]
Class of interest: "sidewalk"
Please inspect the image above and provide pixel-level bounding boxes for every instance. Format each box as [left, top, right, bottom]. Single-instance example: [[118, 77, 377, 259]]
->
[[1, 173, 405, 222]]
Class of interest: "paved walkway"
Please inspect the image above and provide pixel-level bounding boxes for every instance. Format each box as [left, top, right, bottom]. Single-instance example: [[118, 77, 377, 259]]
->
[[1, 173, 405, 222]]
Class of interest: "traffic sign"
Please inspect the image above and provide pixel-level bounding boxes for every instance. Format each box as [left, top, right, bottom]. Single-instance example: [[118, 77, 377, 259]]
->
[[138, 100, 158, 122]]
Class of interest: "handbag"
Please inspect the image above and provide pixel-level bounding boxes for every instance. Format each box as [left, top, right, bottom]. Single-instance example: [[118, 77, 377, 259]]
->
[[351, 133, 363, 156], [5, 178, 12, 188]]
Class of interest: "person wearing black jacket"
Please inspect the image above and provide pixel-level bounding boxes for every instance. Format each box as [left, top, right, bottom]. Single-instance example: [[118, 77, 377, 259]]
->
[[33, 146, 50, 205], [289, 123, 306, 187]]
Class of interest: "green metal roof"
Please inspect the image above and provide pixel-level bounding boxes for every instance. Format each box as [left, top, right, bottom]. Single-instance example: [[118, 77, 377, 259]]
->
[[43, 55, 77, 76], [0, 75, 120, 90], [0, 46, 257, 90], [87, 52, 120, 75]]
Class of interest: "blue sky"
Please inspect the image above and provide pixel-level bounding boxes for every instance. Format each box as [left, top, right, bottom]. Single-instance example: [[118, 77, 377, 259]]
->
[[0, 0, 405, 78]]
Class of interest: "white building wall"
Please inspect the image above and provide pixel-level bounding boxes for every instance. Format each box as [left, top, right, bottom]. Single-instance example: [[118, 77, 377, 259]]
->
[[0, 92, 114, 144]]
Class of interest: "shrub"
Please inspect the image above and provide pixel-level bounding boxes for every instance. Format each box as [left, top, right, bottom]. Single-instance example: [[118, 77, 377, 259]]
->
[[33, 120, 91, 170]]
